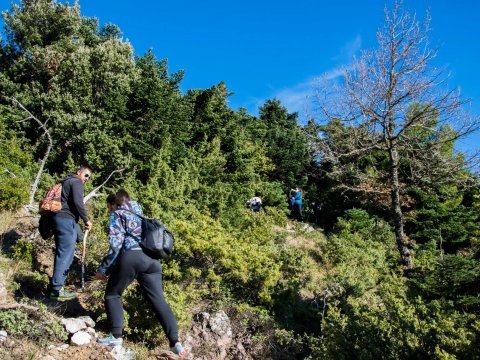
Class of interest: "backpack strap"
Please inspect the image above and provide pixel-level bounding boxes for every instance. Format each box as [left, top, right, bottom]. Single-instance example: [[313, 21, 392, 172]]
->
[[119, 208, 145, 220]]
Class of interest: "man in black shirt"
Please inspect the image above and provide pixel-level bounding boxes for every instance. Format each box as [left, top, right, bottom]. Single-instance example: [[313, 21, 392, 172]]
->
[[49, 165, 93, 301]]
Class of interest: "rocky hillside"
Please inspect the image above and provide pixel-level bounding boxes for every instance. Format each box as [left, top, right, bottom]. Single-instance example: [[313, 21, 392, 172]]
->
[[0, 210, 324, 360]]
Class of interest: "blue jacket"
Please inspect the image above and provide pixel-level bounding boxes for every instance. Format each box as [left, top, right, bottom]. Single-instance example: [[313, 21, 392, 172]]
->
[[98, 200, 143, 274], [293, 191, 302, 205]]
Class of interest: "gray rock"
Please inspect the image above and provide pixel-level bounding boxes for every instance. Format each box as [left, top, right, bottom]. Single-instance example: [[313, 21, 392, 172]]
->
[[209, 310, 232, 346], [302, 223, 316, 233], [70, 331, 92, 346], [85, 327, 96, 335], [194, 312, 210, 329], [183, 310, 233, 360], [0, 330, 7, 342], [77, 315, 96, 328], [61, 318, 87, 334], [110, 345, 135, 360], [55, 344, 70, 351]]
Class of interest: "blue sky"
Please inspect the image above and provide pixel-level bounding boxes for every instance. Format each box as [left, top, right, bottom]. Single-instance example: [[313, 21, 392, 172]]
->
[[2, 0, 479, 151]]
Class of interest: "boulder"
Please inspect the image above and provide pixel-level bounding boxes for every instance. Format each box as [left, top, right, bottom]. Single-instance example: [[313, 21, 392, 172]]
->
[[70, 331, 92, 346], [55, 344, 70, 351], [77, 315, 96, 328], [61, 318, 87, 334], [0, 330, 7, 343], [183, 310, 234, 360], [85, 327, 96, 335], [209, 311, 232, 347]]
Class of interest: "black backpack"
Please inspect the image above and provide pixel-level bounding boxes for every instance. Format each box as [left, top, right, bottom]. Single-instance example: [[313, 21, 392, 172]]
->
[[122, 209, 174, 259], [39, 213, 54, 240]]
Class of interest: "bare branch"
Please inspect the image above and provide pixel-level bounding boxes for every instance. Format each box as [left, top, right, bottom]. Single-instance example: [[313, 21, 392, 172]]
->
[[9, 97, 53, 211], [3, 169, 17, 178], [83, 154, 131, 203], [311, 1, 480, 270], [17, 115, 33, 123]]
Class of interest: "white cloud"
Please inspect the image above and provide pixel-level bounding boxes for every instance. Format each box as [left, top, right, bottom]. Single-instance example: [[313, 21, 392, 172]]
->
[[267, 65, 350, 122], [331, 34, 362, 62], [240, 36, 361, 121], [273, 82, 313, 117]]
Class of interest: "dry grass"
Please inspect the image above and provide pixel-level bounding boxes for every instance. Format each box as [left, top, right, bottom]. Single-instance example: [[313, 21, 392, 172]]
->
[[0, 337, 43, 360], [0, 211, 18, 248], [272, 222, 331, 302]]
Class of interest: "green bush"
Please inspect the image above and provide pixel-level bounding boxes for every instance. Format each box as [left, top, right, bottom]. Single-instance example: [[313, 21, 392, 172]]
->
[[12, 238, 34, 263], [304, 211, 480, 359], [0, 305, 68, 345], [0, 177, 30, 210]]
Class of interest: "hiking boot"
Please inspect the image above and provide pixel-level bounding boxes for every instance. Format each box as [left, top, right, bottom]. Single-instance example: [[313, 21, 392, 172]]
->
[[170, 342, 186, 357], [97, 333, 123, 347], [49, 288, 76, 301]]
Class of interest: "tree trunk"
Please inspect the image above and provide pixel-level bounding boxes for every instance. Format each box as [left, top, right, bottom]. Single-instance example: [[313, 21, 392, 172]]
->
[[28, 144, 51, 209], [10, 98, 53, 211], [389, 143, 413, 270]]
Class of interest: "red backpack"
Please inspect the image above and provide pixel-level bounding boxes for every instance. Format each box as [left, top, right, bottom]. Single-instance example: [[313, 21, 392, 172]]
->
[[39, 183, 63, 215]]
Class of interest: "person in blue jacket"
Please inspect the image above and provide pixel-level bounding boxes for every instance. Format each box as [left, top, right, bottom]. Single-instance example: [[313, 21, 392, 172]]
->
[[291, 187, 303, 222]]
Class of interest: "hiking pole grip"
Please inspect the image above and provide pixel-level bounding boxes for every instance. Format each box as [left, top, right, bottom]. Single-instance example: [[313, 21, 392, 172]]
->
[[81, 229, 89, 290]]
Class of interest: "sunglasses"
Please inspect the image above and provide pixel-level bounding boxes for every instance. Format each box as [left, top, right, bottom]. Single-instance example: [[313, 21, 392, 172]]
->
[[83, 173, 91, 179]]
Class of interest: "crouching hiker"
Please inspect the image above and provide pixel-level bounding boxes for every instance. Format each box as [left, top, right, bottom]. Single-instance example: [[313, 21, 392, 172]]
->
[[246, 192, 262, 212], [95, 189, 185, 356]]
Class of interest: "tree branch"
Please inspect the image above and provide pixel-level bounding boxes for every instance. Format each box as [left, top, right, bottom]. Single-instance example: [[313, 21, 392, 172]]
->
[[9, 97, 53, 211], [83, 154, 131, 203]]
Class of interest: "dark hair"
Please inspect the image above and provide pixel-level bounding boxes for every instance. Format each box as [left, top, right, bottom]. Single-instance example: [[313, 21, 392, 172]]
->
[[106, 192, 116, 205], [115, 189, 130, 205], [106, 189, 130, 207], [255, 191, 262, 197]]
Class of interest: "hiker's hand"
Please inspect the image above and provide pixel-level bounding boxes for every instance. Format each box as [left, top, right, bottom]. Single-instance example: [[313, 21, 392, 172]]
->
[[85, 221, 92, 231], [95, 271, 107, 281]]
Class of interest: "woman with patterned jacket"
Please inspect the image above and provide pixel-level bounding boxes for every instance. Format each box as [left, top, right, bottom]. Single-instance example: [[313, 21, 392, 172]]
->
[[95, 189, 185, 356]]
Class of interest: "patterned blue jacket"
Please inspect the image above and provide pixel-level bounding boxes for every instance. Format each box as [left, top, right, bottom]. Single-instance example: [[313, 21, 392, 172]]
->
[[98, 200, 143, 274]]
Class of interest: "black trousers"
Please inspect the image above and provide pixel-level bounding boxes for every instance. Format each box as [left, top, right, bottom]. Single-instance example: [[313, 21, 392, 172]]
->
[[104, 249, 179, 346], [293, 203, 303, 221]]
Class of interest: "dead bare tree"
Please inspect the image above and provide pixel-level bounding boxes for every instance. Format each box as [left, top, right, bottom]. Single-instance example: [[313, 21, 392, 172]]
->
[[10, 97, 53, 212], [83, 153, 131, 203], [312, 2, 480, 270], [7, 97, 130, 212]]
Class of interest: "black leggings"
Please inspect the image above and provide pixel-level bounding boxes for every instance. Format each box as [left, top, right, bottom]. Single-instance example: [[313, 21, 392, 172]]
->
[[293, 203, 303, 221], [105, 249, 179, 346]]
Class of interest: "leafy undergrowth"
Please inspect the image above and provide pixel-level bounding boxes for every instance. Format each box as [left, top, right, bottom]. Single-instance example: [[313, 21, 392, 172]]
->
[[3, 208, 478, 359], [0, 208, 329, 359]]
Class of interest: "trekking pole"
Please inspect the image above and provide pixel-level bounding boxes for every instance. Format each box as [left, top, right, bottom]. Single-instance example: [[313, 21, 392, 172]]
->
[[81, 229, 89, 290]]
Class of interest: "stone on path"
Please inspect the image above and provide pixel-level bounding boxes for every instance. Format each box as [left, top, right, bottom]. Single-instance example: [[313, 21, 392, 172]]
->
[[70, 331, 92, 346]]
